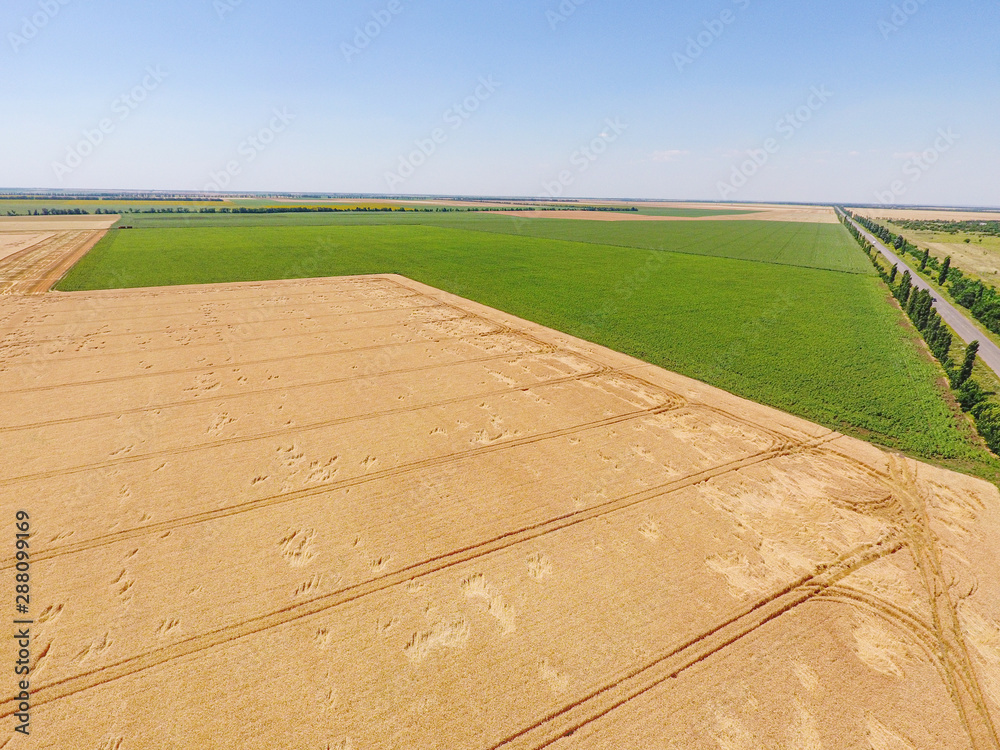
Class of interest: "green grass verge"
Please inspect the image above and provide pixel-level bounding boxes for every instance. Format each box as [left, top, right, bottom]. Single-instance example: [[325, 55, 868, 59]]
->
[[58, 219, 997, 479]]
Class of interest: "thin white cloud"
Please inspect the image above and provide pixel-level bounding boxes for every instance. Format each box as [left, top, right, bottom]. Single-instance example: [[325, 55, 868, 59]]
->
[[651, 149, 689, 162]]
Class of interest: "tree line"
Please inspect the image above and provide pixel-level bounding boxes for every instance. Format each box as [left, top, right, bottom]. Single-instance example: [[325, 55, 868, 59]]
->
[[848, 213, 1000, 337], [0, 193, 225, 202], [896, 218, 1000, 238], [7, 204, 640, 217], [8, 208, 90, 216], [838, 209, 1000, 454]]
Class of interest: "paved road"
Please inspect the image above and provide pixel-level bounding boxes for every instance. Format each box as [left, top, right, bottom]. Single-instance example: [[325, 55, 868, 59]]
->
[[841, 211, 1000, 381]]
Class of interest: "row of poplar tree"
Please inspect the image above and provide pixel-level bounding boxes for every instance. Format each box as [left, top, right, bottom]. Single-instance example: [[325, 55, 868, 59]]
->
[[849, 213, 1000, 336], [838, 209, 1000, 454]]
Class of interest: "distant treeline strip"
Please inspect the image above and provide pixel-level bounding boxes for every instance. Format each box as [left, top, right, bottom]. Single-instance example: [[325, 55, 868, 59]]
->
[[0, 193, 227, 202], [6, 205, 640, 217], [838, 209, 1000, 454], [6, 208, 93, 216], [896, 218, 1000, 238]]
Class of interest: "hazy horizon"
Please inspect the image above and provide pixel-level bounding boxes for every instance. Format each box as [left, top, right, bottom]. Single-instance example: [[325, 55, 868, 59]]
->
[[3, 188, 1000, 213]]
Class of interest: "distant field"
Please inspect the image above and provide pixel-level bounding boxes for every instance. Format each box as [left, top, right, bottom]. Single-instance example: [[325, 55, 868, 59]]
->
[[634, 207, 760, 217], [0, 198, 239, 214], [0, 198, 417, 215], [58, 219, 991, 473], [886, 221, 1000, 283], [0, 197, 659, 217], [233, 199, 405, 209]]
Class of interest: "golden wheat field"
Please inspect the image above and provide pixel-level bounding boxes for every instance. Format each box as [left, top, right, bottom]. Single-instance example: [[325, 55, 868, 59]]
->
[[0, 259, 998, 748], [0, 216, 116, 296]]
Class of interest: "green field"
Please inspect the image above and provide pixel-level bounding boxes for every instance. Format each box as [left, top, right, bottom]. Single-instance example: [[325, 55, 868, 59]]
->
[[59, 217, 996, 477], [98, 213, 873, 274], [2, 197, 742, 218]]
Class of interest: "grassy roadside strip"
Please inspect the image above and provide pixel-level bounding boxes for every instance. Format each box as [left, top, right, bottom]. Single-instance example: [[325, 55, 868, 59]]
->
[[839, 210, 1000, 460]]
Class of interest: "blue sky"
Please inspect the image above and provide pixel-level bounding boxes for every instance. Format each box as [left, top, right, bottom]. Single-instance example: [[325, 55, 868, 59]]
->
[[1, 0, 998, 205]]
